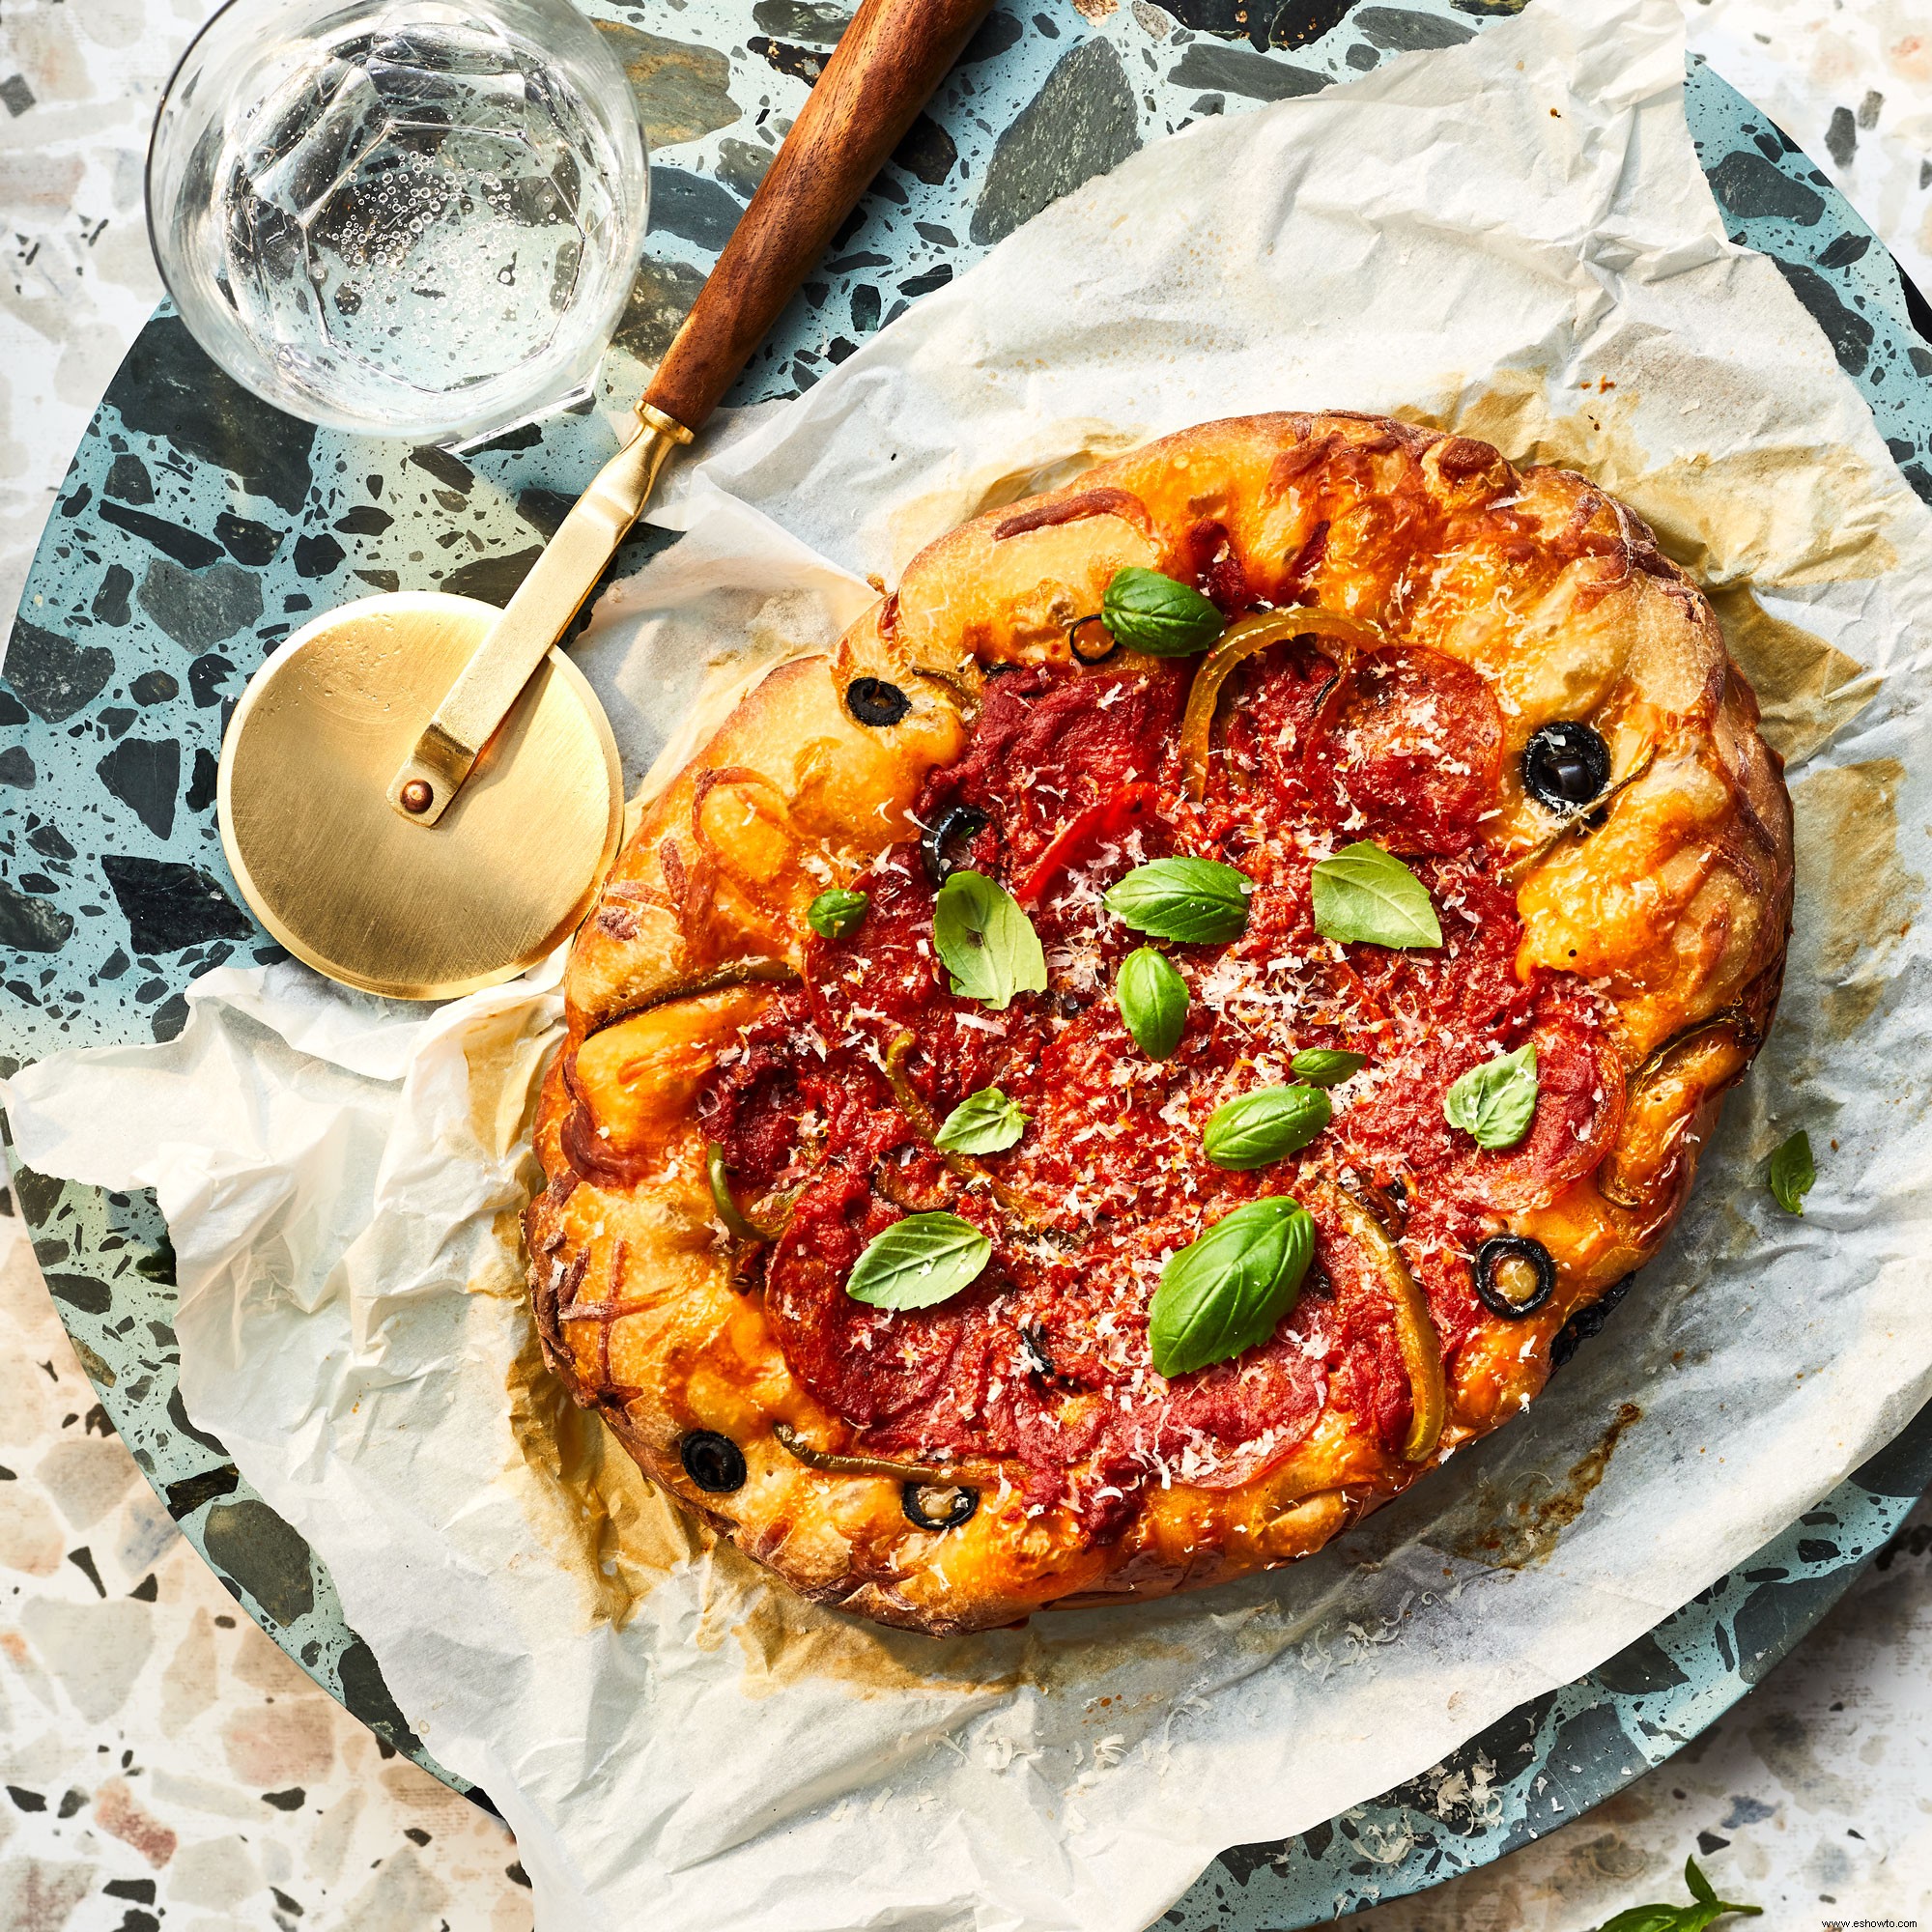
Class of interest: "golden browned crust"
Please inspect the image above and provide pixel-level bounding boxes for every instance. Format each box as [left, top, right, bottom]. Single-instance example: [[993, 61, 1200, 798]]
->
[[524, 412, 1794, 1636]]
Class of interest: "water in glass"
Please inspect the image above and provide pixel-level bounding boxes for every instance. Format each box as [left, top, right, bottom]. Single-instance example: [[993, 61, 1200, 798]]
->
[[152, 0, 646, 440]]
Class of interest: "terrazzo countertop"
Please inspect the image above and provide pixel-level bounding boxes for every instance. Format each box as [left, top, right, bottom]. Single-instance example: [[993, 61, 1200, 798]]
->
[[4, 1, 1932, 1926]]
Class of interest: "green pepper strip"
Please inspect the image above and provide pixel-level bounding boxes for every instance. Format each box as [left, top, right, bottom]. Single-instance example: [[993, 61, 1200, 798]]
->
[[882, 1033, 1037, 1229], [706, 1141, 788, 1243], [1504, 743, 1659, 888], [884, 1034, 979, 1181], [1308, 1178, 1446, 1463], [773, 1421, 984, 1487], [584, 961, 803, 1044]]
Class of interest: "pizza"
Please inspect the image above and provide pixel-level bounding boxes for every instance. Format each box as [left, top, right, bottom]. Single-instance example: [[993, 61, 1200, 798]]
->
[[524, 412, 1793, 1637]]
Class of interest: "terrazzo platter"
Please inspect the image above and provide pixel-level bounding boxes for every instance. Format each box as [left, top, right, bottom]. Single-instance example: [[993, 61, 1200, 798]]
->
[[4, 0, 1932, 1920]]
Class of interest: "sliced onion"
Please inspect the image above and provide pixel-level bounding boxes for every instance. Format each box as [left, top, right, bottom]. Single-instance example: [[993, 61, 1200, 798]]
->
[[1310, 1178, 1446, 1463], [1596, 1001, 1757, 1209], [1179, 608, 1391, 801]]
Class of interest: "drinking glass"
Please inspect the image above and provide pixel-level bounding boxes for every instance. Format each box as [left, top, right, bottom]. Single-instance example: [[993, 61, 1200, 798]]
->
[[148, 0, 648, 442]]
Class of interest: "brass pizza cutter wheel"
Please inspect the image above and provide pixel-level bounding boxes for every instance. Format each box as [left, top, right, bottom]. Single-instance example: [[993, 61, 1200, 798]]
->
[[218, 0, 992, 1000]]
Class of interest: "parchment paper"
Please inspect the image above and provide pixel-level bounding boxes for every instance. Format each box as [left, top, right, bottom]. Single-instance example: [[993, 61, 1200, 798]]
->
[[11, 1, 1932, 1926]]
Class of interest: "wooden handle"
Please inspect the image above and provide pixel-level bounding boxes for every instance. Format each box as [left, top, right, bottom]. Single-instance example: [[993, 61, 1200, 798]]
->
[[642, 0, 993, 435]]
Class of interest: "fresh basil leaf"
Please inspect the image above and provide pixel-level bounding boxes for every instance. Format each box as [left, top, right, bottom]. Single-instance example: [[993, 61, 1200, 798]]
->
[[932, 870, 1048, 1009], [1444, 1043, 1539, 1150], [1150, 1196, 1315, 1378], [845, 1211, 992, 1310], [1683, 1859, 1717, 1910], [1100, 566, 1224, 658], [1291, 1047, 1366, 1088], [1203, 1084, 1332, 1169], [1104, 857, 1253, 944], [1593, 1858, 1761, 1932], [1692, 1850, 1760, 1922], [807, 887, 869, 939], [1117, 946, 1189, 1059], [1310, 840, 1442, 949], [1768, 1129, 1814, 1215], [934, 1086, 1028, 1154], [1595, 1909, 1691, 1932]]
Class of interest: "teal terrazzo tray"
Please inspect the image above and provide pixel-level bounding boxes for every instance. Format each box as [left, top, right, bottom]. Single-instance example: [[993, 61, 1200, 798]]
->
[[6, 2, 1931, 1921]]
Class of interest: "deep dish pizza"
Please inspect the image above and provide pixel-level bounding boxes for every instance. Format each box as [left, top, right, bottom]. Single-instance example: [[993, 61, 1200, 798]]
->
[[524, 412, 1793, 1637]]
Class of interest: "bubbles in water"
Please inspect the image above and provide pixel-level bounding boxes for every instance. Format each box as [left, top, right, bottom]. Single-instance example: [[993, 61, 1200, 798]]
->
[[215, 13, 626, 420]]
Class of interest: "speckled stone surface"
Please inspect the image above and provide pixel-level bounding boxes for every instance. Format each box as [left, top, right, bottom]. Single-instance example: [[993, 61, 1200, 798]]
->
[[6, 3, 1932, 1928], [0, 1208, 531, 1931]]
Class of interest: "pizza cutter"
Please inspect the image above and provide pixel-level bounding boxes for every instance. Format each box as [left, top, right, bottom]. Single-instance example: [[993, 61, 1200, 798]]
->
[[218, 0, 993, 1001]]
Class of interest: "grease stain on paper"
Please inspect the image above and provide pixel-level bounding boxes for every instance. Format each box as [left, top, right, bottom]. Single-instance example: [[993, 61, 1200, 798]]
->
[[1707, 586, 1876, 766], [718, 1577, 1024, 1700], [1428, 1402, 1644, 1570], [503, 1328, 709, 1628], [1791, 757, 1923, 1041], [702, 1539, 1210, 1704], [461, 996, 563, 1168], [1399, 369, 1901, 588]]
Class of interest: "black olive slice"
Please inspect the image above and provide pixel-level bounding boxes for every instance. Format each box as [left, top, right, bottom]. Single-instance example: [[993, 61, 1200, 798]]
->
[[1018, 1321, 1055, 1378], [921, 802, 991, 885], [1472, 1235, 1556, 1321], [1550, 1271, 1633, 1370], [846, 675, 912, 727], [902, 1481, 979, 1532], [1068, 613, 1120, 665], [680, 1430, 747, 1493], [1520, 721, 1611, 814]]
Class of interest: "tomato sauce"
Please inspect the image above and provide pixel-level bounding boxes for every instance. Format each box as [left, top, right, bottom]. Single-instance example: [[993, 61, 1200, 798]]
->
[[700, 641, 1615, 1542]]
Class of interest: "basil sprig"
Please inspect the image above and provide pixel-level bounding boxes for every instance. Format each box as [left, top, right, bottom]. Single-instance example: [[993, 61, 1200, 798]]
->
[[1444, 1043, 1539, 1150], [1104, 857, 1253, 944], [807, 887, 869, 939], [1292, 1047, 1366, 1087], [1203, 1084, 1332, 1169], [1099, 566, 1224, 658], [1768, 1129, 1815, 1214], [1310, 840, 1442, 949], [934, 1085, 1028, 1154], [1598, 1855, 1761, 1932], [1117, 946, 1189, 1059], [845, 1210, 991, 1310], [932, 870, 1047, 1009], [1150, 1196, 1315, 1378]]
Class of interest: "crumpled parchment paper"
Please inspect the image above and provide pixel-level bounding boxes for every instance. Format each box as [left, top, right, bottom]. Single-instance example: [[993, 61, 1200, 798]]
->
[[10, 0, 1932, 1926]]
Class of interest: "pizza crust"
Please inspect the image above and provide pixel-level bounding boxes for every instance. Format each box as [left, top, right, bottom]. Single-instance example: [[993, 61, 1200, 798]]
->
[[524, 412, 1794, 1637]]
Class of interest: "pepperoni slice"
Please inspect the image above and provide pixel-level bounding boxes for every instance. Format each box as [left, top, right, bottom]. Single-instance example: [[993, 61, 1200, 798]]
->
[[765, 1172, 974, 1426], [1460, 1009, 1625, 1211], [923, 663, 1184, 835], [1147, 1327, 1326, 1477], [1334, 645, 1503, 854], [1215, 635, 1342, 804]]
